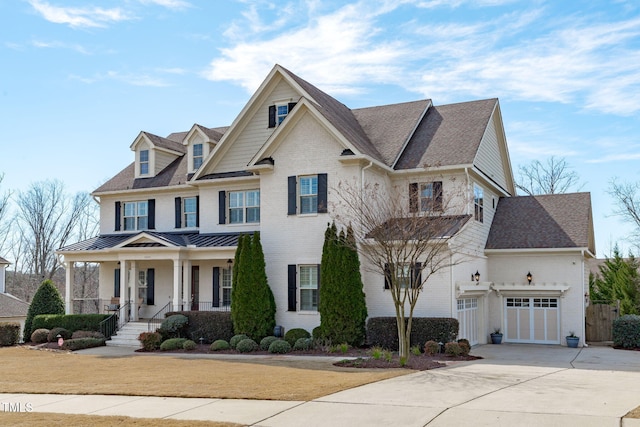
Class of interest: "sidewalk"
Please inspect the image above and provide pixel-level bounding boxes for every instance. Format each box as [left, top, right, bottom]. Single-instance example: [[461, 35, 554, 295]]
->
[[3, 344, 639, 426]]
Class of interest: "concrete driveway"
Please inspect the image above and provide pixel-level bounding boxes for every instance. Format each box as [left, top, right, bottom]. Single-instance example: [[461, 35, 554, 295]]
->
[[2, 344, 639, 426]]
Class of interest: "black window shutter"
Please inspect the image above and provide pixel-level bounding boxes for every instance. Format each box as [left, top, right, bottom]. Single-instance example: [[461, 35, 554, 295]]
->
[[195, 195, 200, 228], [268, 105, 276, 128], [147, 268, 155, 305], [114, 268, 120, 298], [115, 201, 121, 231], [288, 102, 297, 113], [412, 262, 422, 289], [174, 197, 182, 229], [288, 264, 297, 311], [212, 267, 220, 307], [384, 263, 391, 290], [218, 191, 226, 224], [434, 181, 443, 211], [148, 199, 156, 230], [287, 176, 297, 215], [317, 173, 328, 213], [409, 183, 419, 213]]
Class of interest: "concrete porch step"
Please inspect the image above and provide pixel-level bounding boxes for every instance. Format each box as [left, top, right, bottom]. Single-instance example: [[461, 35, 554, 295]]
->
[[106, 321, 148, 348]]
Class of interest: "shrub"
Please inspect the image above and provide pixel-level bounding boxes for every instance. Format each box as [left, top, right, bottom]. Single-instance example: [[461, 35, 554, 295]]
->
[[260, 336, 278, 351], [32, 314, 110, 334], [312, 326, 324, 340], [284, 328, 310, 346], [236, 338, 259, 353], [444, 342, 463, 356], [268, 339, 291, 354], [371, 346, 383, 359], [23, 280, 64, 341], [160, 338, 188, 351], [424, 340, 439, 355], [138, 332, 162, 351], [293, 337, 313, 351], [183, 340, 197, 351], [457, 338, 470, 347], [458, 341, 471, 356], [61, 337, 106, 351], [410, 345, 422, 356], [31, 328, 50, 344], [159, 315, 189, 339], [71, 330, 105, 340], [366, 317, 459, 350], [229, 334, 250, 349], [210, 339, 230, 351], [0, 322, 20, 346], [613, 314, 640, 348], [48, 327, 71, 343], [164, 311, 234, 344]]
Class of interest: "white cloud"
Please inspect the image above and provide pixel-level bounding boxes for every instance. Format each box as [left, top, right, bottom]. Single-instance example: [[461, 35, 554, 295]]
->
[[69, 71, 170, 87], [138, 0, 192, 10], [28, 0, 133, 28], [31, 39, 90, 54]]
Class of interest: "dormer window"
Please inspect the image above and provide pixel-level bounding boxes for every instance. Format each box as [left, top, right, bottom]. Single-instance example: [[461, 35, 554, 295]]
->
[[268, 102, 297, 128], [193, 144, 203, 170], [140, 150, 149, 175]]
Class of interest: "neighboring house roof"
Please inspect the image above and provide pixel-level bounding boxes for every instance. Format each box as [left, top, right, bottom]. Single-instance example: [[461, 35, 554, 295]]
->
[[486, 192, 595, 253], [395, 98, 498, 170], [58, 232, 249, 252], [0, 256, 9, 265], [367, 215, 471, 241], [0, 293, 29, 318]]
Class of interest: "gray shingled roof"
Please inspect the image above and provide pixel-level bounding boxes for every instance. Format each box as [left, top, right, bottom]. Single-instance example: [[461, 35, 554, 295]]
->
[[367, 215, 471, 241], [0, 293, 28, 318], [0, 256, 9, 265], [58, 232, 250, 252], [395, 98, 497, 170], [486, 193, 594, 252], [143, 132, 186, 154], [94, 155, 188, 193]]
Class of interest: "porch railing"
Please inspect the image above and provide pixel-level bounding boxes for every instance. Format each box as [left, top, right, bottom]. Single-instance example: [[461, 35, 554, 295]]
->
[[99, 313, 118, 339], [148, 302, 172, 332]]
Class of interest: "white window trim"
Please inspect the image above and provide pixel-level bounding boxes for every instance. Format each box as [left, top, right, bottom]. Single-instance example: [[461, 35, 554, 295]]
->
[[299, 264, 318, 312], [192, 143, 203, 170], [474, 183, 484, 223], [183, 197, 198, 228], [228, 190, 260, 224], [299, 175, 318, 215], [139, 149, 150, 176], [123, 201, 148, 231]]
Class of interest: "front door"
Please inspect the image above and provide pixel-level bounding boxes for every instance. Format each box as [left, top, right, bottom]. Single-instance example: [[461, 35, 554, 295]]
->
[[191, 266, 199, 311]]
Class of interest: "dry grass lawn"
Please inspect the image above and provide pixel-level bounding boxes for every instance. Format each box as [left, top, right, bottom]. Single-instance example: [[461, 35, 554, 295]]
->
[[0, 413, 240, 426], [0, 347, 407, 401]]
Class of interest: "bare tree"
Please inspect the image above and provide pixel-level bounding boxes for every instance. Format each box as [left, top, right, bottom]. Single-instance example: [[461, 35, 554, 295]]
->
[[0, 173, 12, 254], [333, 178, 468, 361], [609, 179, 640, 247], [15, 180, 93, 280], [516, 156, 583, 196]]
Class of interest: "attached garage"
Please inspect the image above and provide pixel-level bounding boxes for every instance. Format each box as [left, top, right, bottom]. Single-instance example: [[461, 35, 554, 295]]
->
[[504, 297, 560, 344]]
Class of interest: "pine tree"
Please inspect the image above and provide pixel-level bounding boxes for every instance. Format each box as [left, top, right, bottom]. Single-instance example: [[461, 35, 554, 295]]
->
[[590, 247, 640, 315], [319, 222, 368, 346], [249, 232, 276, 340], [23, 279, 65, 341], [231, 234, 249, 334]]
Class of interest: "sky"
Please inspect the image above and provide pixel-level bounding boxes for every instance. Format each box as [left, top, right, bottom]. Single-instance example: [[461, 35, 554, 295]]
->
[[1, 0, 639, 258]]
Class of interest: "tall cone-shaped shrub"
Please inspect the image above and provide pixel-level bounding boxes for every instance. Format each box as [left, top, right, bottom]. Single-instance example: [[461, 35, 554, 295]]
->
[[319, 223, 368, 346], [24, 279, 65, 341]]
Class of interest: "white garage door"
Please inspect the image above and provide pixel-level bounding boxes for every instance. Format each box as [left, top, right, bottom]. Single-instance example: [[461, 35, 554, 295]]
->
[[504, 297, 560, 344], [457, 298, 478, 345]]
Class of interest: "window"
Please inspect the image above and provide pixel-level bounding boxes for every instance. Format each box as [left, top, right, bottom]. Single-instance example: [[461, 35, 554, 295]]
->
[[183, 197, 198, 228], [474, 184, 484, 222], [193, 143, 203, 170], [228, 190, 260, 224], [299, 176, 318, 214], [222, 267, 232, 307], [137, 270, 147, 303], [384, 262, 421, 289], [277, 104, 289, 125], [123, 201, 148, 231], [410, 181, 443, 213], [299, 265, 318, 311], [396, 264, 411, 289], [268, 102, 296, 128], [140, 150, 149, 175]]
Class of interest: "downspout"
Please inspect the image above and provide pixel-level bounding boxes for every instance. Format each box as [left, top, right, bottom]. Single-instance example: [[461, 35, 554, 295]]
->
[[581, 249, 588, 347], [464, 167, 471, 215]]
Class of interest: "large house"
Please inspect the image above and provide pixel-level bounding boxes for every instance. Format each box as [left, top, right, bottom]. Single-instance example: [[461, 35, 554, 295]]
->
[[58, 65, 595, 346], [0, 256, 29, 339]]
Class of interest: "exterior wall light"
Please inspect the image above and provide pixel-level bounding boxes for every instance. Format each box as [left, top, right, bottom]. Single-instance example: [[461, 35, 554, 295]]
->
[[474, 271, 480, 282], [527, 272, 532, 284]]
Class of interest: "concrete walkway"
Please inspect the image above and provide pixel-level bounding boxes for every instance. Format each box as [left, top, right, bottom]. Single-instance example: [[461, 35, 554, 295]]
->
[[2, 344, 639, 426]]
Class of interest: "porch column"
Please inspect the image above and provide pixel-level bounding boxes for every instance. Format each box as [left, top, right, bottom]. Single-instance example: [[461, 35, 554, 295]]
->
[[172, 258, 181, 311], [183, 260, 192, 311], [130, 261, 139, 321], [119, 261, 127, 321], [64, 261, 74, 314]]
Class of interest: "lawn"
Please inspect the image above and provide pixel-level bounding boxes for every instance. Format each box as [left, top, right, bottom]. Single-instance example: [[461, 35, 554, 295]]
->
[[0, 347, 407, 401]]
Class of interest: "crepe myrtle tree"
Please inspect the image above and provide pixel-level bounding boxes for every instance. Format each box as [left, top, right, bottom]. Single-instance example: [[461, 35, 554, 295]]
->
[[333, 178, 468, 360]]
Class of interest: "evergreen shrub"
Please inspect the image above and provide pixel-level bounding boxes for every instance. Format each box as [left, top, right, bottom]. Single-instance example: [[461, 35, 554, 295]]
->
[[61, 337, 106, 351], [0, 322, 20, 346], [613, 314, 640, 348], [164, 311, 234, 344], [284, 328, 310, 346], [268, 339, 291, 354], [160, 338, 187, 351], [158, 314, 189, 339], [366, 317, 458, 350], [210, 339, 230, 351], [260, 336, 278, 351], [31, 328, 50, 344], [182, 340, 197, 351], [32, 314, 110, 333], [47, 327, 71, 342], [236, 338, 259, 353], [23, 280, 64, 341], [138, 332, 162, 351], [293, 337, 313, 351]]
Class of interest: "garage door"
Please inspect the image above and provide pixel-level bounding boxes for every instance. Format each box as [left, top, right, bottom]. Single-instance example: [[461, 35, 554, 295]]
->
[[504, 297, 560, 344], [457, 298, 478, 345]]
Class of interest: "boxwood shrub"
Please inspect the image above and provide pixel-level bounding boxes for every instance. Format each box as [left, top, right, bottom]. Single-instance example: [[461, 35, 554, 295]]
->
[[210, 339, 230, 351], [613, 314, 640, 349], [61, 337, 106, 351], [160, 338, 188, 351], [284, 328, 310, 346], [47, 327, 71, 342], [31, 328, 50, 344], [293, 337, 313, 351], [158, 314, 189, 339], [0, 322, 20, 346], [366, 317, 459, 350], [236, 338, 259, 353], [182, 340, 197, 351], [229, 334, 250, 349], [164, 311, 233, 343], [268, 339, 291, 354], [260, 336, 278, 351], [32, 314, 110, 333]]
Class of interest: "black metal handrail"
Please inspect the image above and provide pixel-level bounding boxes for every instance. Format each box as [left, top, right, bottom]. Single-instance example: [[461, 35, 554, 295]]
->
[[148, 301, 172, 332], [99, 313, 118, 339]]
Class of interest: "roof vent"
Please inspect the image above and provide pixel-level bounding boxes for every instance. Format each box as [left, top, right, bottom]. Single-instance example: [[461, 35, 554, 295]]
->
[[341, 149, 355, 156]]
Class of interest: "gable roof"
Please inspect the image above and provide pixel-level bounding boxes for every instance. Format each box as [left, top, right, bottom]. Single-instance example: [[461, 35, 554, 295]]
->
[[394, 98, 498, 170], [136, 131, 186, 154], [486, 192, 595, 254], [93, 155, 189, 194], [0, 256, 9, 265], [0, 293, 28, 318]]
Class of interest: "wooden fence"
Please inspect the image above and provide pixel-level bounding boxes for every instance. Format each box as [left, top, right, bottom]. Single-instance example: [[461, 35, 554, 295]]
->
[[586, 300, 619, 342]]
